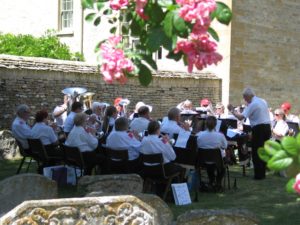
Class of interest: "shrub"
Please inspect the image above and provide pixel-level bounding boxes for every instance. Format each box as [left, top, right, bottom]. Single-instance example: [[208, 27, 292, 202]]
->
[[0, 32, 84, 61]]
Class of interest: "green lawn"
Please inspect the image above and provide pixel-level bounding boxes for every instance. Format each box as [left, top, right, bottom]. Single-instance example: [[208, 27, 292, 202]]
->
[[1, 160, 300, 224]]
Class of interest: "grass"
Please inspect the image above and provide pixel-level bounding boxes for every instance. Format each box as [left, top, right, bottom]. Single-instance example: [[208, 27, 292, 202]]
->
[[1, 160, 300, 224]]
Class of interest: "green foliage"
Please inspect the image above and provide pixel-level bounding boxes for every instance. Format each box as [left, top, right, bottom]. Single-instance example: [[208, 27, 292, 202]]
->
[[0, 32, 84, 61]]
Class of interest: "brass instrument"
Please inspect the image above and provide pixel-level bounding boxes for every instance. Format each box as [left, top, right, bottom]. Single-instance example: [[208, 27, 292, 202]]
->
[[81, 92, 96, 110]]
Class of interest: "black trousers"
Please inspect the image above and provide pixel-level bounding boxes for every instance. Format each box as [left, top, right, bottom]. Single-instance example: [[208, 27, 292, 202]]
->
[[252, 124, 271, 179]]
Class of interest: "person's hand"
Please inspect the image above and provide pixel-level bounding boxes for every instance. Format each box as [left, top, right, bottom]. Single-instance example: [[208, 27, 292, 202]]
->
[[161, 134, 169, 144]]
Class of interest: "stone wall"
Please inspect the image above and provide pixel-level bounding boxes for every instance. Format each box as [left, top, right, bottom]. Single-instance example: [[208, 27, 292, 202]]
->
[[0, 55, 221, 129], [230, 0, 300, 113]]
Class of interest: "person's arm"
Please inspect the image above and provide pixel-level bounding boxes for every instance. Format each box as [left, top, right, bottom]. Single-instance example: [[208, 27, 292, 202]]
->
[[227, 104, 245, 121], [53, 105, 67, 118]]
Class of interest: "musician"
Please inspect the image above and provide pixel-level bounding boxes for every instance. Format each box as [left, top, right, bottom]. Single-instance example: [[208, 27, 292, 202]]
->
[[199, 98, 214, 116], [63, 102, 83, 135], [228, 87, 271, 180], [140, 121, 185, 176], [52, 95, 69, 128], [65, 113, 105, 175], [177, 100, 194, 112], [114, 97, 129, 118], [161, 107, 190, 138], [106, 117, 141, 172], [129, 101, 152, 120], [102, 106, 118, 135], [272, 108, 289, 141], [129, 106, 151, 134], [12, 104, 33, 150], [281, 102, 300, 124], [196, 116, 227, 187]]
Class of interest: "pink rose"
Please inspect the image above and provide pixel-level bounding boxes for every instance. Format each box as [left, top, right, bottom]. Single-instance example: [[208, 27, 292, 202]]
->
[[293, 173, 300, 194]]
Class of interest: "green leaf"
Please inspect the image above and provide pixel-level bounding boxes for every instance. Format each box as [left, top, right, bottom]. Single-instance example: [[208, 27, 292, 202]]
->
[[264, 140, 282, 156], [109, 27, 117, 34], [286, 178, 296, 193], [282, 136, 298, 156], [215, 1, 232, 25], [82, 0, 94, 9], [94, 40, 105, 52], [163, 11, 174, 38], [138, 63, 152, 86], [173, 11, 187, 33], [267, 150, 293, 171], [157, 0, 173, 8], [148, 3, 165, 25], [146, 27, 167, 52], [96, 2, 105, 11], [94, 16, 101, 26], [166, 51, 183, 61], [85, 13, 96, 22], [295, 133, 300, 149], [208, 27, 219, 42], [103, 8, 112, 15], [142, 54, 157, 70], [258, 147, 272, 163]]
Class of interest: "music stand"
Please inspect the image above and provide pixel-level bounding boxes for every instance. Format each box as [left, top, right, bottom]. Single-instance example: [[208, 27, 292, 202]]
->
[[287, 122, 299, 136]]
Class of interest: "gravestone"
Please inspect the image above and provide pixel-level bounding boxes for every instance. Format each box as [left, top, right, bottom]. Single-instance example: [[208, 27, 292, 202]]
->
[[87, 192, 174, 225], [0, 130, 20, 160], [0, 173, 57, 216], [176, 209, 259, 225], [78, 174, 143, 195], [0, 196, 158, 225]]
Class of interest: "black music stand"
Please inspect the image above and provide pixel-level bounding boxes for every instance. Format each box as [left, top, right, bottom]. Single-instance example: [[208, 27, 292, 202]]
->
[[287, 122, 299, 136]]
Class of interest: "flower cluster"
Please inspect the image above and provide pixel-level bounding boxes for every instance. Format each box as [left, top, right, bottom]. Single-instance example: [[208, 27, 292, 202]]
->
[[293, 173, 300, 194], [176, 0, 216, 26], [100, 36, 134, 84], [174, 0, 222, 72], [109, 0, 148, 20]]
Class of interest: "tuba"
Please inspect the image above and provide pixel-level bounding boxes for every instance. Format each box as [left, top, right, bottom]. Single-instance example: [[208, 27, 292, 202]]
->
[[81, 92, 96, 110]]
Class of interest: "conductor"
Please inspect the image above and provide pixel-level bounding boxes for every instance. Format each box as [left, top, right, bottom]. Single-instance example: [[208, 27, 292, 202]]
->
[[228, 87, 271, 180]]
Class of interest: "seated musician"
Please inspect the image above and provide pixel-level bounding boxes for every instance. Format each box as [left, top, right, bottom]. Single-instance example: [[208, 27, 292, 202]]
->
[[161, 107, 190, 138], [281, 102, 300, 124], [272, 108, 289, 141], [65, 113, 105, 175], [102, 106, 118, 134], [63, 102, 83, 135], [196, 116, 227, 188], [130, 106, 151, 134], [129, 101, 152, 120], [11, 104, 33, 151], [177, 100, 196, 114], [140, 120, 185, 177], [106, 117, 142, 172], [31, 110, 63, 157]]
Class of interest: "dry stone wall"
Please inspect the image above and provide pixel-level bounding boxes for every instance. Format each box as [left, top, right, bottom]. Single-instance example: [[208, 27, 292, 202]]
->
[[0, 55, 221, 129]]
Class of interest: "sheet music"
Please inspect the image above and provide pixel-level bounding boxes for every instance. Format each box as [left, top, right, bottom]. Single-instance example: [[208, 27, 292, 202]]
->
[[174, 131, 191, 148], [171, 183, 192, 205], [216, 119, 222, 132], [227, 128, 242, 138]]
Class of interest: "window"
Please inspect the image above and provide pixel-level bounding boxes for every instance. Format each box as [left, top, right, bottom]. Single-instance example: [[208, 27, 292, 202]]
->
[[60, 0, 73, 30]]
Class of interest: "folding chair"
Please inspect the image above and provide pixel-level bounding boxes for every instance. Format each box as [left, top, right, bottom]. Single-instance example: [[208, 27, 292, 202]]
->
[[140, 153, 181, 201], [196, 148, 230, 191], [15, 139, 34, 174], [61, 144, 85, 183], [174, 135, 198, 166], [105, 148, 129, 174]]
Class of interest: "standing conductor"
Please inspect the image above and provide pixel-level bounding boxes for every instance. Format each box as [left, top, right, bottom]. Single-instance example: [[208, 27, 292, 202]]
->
[[228, 87, 271, 180]]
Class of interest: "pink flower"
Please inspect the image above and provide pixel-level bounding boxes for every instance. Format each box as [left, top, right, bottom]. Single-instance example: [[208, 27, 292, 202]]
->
[[110, 0, 129, 10], [100, 35, 134, 84], [135, 0, 149, 20], [175, 32, 222, 72], [293, 173, 300, 194]]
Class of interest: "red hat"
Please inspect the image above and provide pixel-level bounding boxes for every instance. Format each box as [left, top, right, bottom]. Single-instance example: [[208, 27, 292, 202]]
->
[[114, 97, 122, 106], [200, 98, 210, 106], [281, 102, 291, 111]]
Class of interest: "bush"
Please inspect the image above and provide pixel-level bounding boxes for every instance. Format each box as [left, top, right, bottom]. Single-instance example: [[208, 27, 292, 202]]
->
[[0, 32, 84, 61]]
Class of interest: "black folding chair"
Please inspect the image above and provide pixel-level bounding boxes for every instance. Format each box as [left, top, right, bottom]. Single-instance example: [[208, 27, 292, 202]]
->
[[105, 148, 129, 174], [61, 144, 85, 183], [174, 135, 198, 166], [15, 139, 34, 174], [195, 148, 230, 193], [140, 153, 181, 201]]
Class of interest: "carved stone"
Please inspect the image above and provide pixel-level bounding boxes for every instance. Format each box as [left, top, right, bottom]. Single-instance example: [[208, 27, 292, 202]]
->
[[176, 209, 259, 225], [0, 130, 20, 160], [0, 174, 57, 215], [78, 174, 143, 195], [86, 192, 173, 225], [0, 196, 158, 225]]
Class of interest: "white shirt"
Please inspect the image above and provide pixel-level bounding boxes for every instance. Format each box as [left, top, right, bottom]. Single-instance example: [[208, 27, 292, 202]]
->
[[242, 96, 270, 127], [32, 122, 58, 145], [140, 135, 176, 164], [53, 105, 67, 127], [196, 130, 228, 157], [130, 117, 150, 134], [65, 126, 98, 152], [11, 117, 33, 149], [106, 131, 141, 160], [160, 120, 185, 138], [272, 120, 289, 140], [63, 111, 77, 133], [286, 114, 300, 124]]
